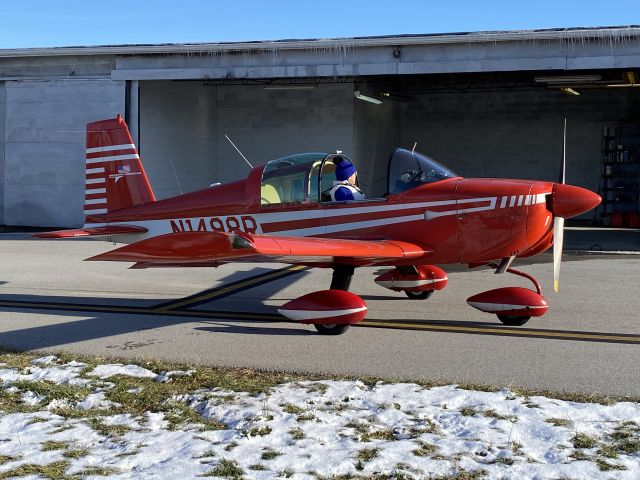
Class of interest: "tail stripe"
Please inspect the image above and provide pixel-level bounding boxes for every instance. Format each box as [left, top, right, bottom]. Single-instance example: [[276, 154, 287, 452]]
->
[[85, 192, 107, 200], [86, 167, 105, 174], [86, 178, 105, 185], [84, 208, 107, 215], [84, 202, 107, 209], [86, 188, 106, 194], [86, 144, 136, 154], [85, 198, 107, 205], [85, 153, 140, 164]]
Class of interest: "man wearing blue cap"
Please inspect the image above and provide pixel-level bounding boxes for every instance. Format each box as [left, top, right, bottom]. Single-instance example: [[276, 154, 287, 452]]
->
[[328, 157, 366, 201]]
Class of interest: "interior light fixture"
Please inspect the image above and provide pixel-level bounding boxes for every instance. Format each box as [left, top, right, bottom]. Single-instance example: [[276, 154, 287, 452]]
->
[[534, 75, 601, 84], [560, 87, 581, 96], [354, 90, 382, 104], [605, 83, 640, 88]]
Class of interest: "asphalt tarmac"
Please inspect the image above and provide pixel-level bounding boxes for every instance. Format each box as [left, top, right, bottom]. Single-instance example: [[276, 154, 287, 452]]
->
[[1, 232, 639, 397]]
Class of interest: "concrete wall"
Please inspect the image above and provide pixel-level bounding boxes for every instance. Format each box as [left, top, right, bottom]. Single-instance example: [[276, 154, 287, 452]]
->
[[3, 79, 124, 227], [140, 81, 354, 199], [353, 86, 401, 197], [0, 82, 5, 225], [397, 88, 640, 195], [139, 81, 218, 200]]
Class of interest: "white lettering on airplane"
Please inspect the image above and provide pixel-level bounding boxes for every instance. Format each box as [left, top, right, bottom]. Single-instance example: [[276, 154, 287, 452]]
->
[[170, 216, 259, 234]]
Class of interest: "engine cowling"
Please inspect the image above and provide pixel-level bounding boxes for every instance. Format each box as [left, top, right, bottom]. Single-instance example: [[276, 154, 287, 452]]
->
[[467, 287, 548, 317], [278, 290, 367, 325], [375, 265, 448, 293]]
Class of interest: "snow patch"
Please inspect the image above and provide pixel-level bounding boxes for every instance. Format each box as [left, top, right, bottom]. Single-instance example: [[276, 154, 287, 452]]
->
[[1, 362, 639, 479], [87, 364, 157, 379]]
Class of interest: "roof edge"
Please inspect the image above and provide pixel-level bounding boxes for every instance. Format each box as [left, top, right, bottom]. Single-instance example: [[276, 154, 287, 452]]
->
[[1, 25, 639, 58]]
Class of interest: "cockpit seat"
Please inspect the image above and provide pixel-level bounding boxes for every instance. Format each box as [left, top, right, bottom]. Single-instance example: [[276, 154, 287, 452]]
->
[[260, 184, 281, 205]]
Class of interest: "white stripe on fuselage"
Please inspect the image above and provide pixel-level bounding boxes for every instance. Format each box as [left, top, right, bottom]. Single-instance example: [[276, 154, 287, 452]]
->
[[85, 194, 551, 242]]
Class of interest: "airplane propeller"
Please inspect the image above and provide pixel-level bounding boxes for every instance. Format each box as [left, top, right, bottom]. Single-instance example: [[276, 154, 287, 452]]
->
[[552, 118, 567, 293]]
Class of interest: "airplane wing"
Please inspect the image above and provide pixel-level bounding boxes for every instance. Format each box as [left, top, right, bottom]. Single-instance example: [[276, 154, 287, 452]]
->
[[86, 231, 431, 267], [33, 225, 148, 238]]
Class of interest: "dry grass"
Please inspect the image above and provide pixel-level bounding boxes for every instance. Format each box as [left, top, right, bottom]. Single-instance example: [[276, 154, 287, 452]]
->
[[2, 347, 636, 406], [0, 461, 70, 480], [202, 458, 244, 478]]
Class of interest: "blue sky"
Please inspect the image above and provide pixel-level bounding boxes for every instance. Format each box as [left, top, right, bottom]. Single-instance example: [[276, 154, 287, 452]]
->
[[1, 0, 639, 49]]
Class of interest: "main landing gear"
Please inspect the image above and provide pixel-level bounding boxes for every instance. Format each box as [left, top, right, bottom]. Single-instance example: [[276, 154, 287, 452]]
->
[[277, 264, 366, 336], [404, 290, 433, 300], [316, 265, 356, 335], [374, 265, 448, 299]]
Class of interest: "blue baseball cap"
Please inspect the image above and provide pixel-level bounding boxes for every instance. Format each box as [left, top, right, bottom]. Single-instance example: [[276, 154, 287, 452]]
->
[[335, 159, 357, 181]]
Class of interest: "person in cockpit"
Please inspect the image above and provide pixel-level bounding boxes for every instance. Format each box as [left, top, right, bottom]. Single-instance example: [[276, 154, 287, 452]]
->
[[328, 157, 366, 201]]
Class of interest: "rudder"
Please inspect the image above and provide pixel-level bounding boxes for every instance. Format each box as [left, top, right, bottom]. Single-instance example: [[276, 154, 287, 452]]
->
[[84, 114, 155, 220]]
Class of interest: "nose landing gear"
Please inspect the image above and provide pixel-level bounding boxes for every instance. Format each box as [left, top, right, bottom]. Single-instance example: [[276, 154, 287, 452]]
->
[[467, 264, 548, 326]]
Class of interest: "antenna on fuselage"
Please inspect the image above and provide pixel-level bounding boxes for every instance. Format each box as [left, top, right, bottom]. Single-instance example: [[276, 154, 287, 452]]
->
[[225, 134, 254, 169], [411, 142, 418, 154]]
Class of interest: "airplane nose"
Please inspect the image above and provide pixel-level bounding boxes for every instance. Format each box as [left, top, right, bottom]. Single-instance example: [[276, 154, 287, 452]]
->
[[551, 183, 601, 219]]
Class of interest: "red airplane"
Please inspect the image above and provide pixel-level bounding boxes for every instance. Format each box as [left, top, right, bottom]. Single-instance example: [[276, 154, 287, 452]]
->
[[35, 115, 601, 335]]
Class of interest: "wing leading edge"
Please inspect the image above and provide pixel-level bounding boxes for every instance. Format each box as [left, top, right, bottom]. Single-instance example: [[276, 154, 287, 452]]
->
[[86, 231, 432, 267]]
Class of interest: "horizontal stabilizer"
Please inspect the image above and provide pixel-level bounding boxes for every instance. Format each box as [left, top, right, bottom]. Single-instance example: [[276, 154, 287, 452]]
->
[[87, 231, 431, 265], [32, 225, 148, 239]]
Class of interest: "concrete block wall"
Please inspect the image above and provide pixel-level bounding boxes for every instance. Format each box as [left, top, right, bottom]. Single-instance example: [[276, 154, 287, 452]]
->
[[215, 84, 353, 182], [139, 81, 218, 200], [398, 88, 640, 195], [353, 86, 401, 197], [140, 81, 354, 199], [2, 79, 124, 227]]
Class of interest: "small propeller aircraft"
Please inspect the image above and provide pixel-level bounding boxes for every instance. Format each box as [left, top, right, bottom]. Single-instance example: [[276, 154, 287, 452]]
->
[[35, 115, 601, 335]]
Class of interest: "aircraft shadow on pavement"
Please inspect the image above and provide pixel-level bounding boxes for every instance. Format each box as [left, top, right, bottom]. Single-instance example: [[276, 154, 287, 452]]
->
[[0, 265, 524, 350], [0, 267, 316, 349], [193, 324, 314, 336]]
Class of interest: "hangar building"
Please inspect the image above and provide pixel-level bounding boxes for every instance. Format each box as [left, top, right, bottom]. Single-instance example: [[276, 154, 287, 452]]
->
[[0, 26, 639, 227]]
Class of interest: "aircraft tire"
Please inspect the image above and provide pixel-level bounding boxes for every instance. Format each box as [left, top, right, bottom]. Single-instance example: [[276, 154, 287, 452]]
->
[[314, 324, 350, 335], [497, 314, 531, 326], [404, 290, 434, 300]]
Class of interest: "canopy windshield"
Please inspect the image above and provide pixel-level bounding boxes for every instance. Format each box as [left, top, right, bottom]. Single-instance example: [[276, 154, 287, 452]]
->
[[388, 148, 458, 194]]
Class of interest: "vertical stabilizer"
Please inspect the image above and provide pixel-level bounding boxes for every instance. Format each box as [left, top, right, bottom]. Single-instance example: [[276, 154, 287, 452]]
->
[[84, 115, 155, 220]]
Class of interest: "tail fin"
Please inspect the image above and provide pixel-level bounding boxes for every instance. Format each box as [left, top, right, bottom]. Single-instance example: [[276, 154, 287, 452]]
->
[[84, 114, 155, 220]]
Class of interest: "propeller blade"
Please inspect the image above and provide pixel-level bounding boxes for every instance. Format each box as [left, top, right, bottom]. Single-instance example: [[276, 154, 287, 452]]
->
[[553, 216, 565, 293], [560, 118, 567, 184]]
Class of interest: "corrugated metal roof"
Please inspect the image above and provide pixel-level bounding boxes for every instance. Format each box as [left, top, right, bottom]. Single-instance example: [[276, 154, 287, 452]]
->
[[0, 25, 639, 58]]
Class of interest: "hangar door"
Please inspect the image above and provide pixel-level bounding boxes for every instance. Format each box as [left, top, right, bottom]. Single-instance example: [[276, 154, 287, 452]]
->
[[3, 79, 125, 227]]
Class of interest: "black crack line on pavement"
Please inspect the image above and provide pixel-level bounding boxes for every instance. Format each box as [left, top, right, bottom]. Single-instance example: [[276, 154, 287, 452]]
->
[[152, 265, 309, 311], [1, 298, 640, 345]]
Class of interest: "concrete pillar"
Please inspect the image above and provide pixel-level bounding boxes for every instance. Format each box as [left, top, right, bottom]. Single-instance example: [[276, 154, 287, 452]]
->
[[0, 82, 5, 225], [127, 80, 140, 149]]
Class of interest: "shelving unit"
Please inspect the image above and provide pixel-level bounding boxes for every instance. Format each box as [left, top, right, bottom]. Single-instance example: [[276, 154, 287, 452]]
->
[[599, 123, 640, 227]]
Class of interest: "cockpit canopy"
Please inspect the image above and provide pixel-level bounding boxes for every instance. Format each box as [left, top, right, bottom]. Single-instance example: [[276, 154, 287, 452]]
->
[[387, 148, 458, 195], [259, 148, 458, 206], [260, 152, 345, 206]]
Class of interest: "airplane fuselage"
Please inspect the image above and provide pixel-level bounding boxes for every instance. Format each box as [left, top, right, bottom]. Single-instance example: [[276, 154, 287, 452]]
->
[[85, 171, 558, 266]]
